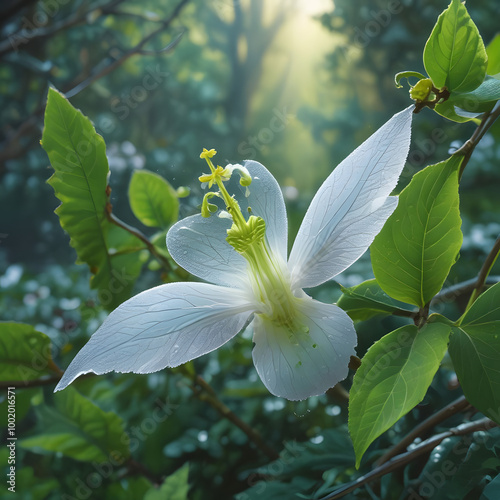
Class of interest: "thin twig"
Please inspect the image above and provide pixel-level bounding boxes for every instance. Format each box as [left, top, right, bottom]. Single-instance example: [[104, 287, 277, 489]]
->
[[392, 308, 418, 319], [102, 8, 165, 23], [453, 101, 500, 179], [3, 359, 278, 461], [0, 376, 60, 389], [65, 0, 189, 98], [0, 0, 125, 58], [0, 0, 189, 164], [106, 211, 175, 274], [322, 417, 497, 500], [467, 235, 500, 307], [180, 367, 280, 461], [375, 396, 470, 466], [431, 276, 500, 305], [0, 372, 95, 390], [124, 457, 162, 485]]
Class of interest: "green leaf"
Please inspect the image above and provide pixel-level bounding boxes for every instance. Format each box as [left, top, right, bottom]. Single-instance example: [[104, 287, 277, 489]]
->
[[447, 76, 500, 114], [486, 34, 500, 76], [337, 279, 415, 321], [42, 88, 143, 309], [0, 322, 54, 382], [415, 428, 500, 499], [481, 474, 500, 500], [349, 323, 451, 468], [434, 99, 480, 123], [449, 282, 500, 424], [460, 281, 500, 325], [20, 387, 130, 462], [106, 477, 153, 500], [7, 466, 59, 500], [236, 428, 355, 500], [151, 229, 170, 260], [423, 0, 487, 93], [428, 313, 455, 327], [144, 464, 189, 500], [129, 170, 179, 228], [371, 156, 463, 307], [434, 76, 500, 122]]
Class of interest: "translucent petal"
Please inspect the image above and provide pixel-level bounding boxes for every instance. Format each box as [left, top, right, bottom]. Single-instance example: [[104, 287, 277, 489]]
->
[[288, 106, 413, 289], [167, 160, 287, 285], [234, 160, 288, 260], [167, 214, 248, 288], [293, 197, 398, 290], [55, 282, 254, 391], [251, 298, 357, 401]]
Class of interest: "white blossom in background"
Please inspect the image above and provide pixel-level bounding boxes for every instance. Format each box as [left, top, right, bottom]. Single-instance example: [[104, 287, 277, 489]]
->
[[55, 106, 413, 400]]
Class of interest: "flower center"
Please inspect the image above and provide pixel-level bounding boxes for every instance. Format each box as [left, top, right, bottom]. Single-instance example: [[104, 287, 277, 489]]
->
[[198, 148, 307, 339]]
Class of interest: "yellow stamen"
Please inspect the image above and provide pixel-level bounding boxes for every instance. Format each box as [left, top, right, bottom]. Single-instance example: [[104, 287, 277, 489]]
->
[[200, 148, 217, 160]]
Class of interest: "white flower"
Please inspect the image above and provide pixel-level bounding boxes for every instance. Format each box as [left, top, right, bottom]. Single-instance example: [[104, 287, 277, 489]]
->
[[55, 107, 413, 400]]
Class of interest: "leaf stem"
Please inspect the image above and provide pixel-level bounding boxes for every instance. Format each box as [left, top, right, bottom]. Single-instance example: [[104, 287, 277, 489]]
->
[[392, 308, 418, 319], [466, 234, 500, 308]]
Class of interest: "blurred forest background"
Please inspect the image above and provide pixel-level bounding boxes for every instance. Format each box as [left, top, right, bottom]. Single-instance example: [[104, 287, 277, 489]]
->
[[1, 0, 500, 499]]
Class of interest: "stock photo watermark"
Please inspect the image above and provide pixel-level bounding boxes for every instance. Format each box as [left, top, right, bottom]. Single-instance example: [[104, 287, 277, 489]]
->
[[110, 65, 170, 122], [6, 387, 16, 494], [8, 0, 74, 52], [340, 0, 404, 60], [237, 107, 295, 159]]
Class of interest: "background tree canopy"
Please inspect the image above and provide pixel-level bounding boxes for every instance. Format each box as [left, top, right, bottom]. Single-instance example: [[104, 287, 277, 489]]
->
[[1, 0, 500, 499]]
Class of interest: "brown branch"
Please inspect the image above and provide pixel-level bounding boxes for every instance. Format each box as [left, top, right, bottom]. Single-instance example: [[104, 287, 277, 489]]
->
[[431, 276, 500, 305], [322, 417, 498, 500], [392, 308, 418, 319], [124, 458, 162, 486], [0, 0, 189, 164], [0, 372, 95, 390], [0, 0, 126, 58], [3, 356, 278, 461], [413, 86, 450, 114], [375, 395, 470, 466], [106, 210, 175, 274], [65, 0, 189, 98], [467, 235, 500, 306], [453, 100, 500, 179], [180, 367, 280, 461]]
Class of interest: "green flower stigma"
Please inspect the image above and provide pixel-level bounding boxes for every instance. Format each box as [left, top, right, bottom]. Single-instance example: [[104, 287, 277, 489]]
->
[[226, 215, 266, 254], [197, 147, 307, 342]]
